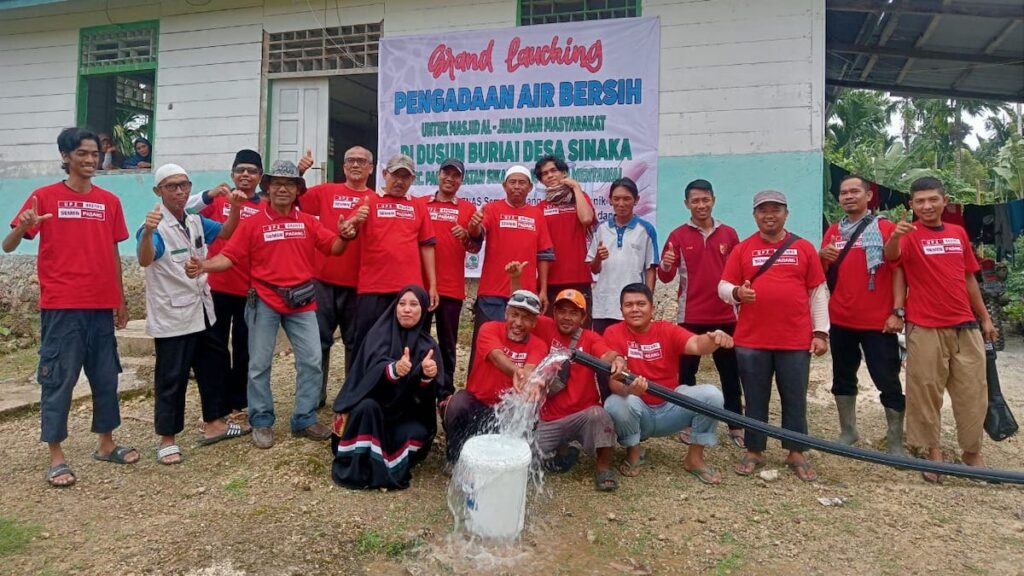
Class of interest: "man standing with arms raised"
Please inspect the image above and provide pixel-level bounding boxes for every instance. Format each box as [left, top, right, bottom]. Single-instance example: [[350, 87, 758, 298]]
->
[[884, 176, 997, 483], [820, 174, 906, 454], [300, 146, 374, 407], [4, 127, 138, 487], [535, 155, 595, 314], [416, 158, 480, 411], [658, 179, 744, 447]]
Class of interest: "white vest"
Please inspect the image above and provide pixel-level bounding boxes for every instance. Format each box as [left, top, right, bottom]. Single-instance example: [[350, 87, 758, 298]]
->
[[143, 206, 216, 338]]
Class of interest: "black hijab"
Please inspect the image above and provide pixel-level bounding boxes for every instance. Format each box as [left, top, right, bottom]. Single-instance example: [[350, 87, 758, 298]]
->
[[333, 286, 444, 416]]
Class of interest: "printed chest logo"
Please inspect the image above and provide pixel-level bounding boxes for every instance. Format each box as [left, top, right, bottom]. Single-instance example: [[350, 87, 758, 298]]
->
[[223, 204, 260, 218], [921, 237, 962, 255], [504, 348, 529, 366], [498, 214, 537, 231], [833, 238, 862, 249], [626, 341, 662, 361], [751, 248, 798, 266], [57, 200, 106, 221], [262, 222, 306, 242], [376, 202, 416, 220], [543, 205, 576, 216], [332, 195, 360, 210], [429, 206, 460, 223]]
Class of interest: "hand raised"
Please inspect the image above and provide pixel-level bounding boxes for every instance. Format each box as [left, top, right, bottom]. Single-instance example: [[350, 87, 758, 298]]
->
[[17, 196, 53, 230], [143, 203, 163, 231], [595, 240, 610, 261], [297, 148, 314, 174], [209, 182, 232, 199], [820, 239, 840, 263], [893, 209, 916, 237], [421, 349, 438, 379], [661, 241, 677, 269], [228, 190, 248, 208], [395, 346, 412, 377]]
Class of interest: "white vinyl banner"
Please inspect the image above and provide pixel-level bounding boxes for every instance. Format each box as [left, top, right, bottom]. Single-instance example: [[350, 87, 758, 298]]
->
[[378, 17, 660, 276]]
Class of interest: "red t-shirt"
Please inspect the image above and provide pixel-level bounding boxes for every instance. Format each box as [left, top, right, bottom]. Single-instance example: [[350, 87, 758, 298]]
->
[[466, 321, 549, 406], [602, 320, 693, 406], [299, 183, 371, 288], [532, 316, 612, 421], [358, 194, 435, 294], [822, 218, 896, 331], [721, 232, 826, 350], [538, 193, 594, 285], [415, 194, 477, 300], [478, 201, 555, 297], [11, 182, 129, 309], [200, 194, 263, 296], [896, 224, 979, 327], [220, 205, 338, 314], [659, 222, 740, 324]]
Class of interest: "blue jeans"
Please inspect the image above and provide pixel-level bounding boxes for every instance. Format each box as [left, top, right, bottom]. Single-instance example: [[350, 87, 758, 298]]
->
[[244, 297, 322, 431], [604, 384, 723, 447]]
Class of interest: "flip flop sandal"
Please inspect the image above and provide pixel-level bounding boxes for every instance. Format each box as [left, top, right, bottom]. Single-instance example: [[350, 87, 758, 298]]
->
[[46, 463, 76, 488], [92, 445, 140, 465], [734, 455, 765, 476], [677, 429, 692, 445], [787, 460, 818, 482], [921, 470, 944, 485], [594, 469, 619, 492], [729, 432, 745, 449], [618, 460, 642, 477], [686, 466, 722, 485], [198, 422, 251, 446], [156, 444, 184, 466]]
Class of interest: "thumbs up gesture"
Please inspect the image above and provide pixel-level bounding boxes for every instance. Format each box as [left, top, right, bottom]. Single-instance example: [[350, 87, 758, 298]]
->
[[468, 202, 486, 233], [16, 196, 53, 231], [595, 240, 610, 262], [297, 148, 314, 175], [185, 256, 203, 279], [395, 346, 412, 377], [820, 238, 840, 263], [352, 195, 371, 226], [421, 349, 438, 379], [736, 280, 756, 304], [143, 203, 163, 232], [893, 209, 916, 238], [660, 241, 677, 270]]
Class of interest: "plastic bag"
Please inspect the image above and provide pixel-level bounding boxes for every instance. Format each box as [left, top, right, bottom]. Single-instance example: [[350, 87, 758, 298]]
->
[[984, 342, 1018, 442]]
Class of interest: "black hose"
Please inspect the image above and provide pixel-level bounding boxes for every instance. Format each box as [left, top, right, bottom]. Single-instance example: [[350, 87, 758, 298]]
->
[[570, 350, 1024, 485]]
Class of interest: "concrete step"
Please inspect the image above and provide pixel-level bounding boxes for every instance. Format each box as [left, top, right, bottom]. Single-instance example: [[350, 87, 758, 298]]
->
[[116, 319, 293, 358], [0, 357, 151, 416]]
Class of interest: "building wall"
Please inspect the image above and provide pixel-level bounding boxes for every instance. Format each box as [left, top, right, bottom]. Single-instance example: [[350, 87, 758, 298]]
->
[[0, 0, 824, 255]]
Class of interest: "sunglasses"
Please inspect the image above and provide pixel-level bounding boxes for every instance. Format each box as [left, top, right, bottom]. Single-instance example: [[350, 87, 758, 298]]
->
[[233, 166, 261, 175], [509, 292, 540, 310], [160, 181, 193, 192], [344, 158, 371, 166]]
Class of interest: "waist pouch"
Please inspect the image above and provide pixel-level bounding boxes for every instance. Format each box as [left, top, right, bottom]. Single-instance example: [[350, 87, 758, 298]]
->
[[260, 279, 316, 309]]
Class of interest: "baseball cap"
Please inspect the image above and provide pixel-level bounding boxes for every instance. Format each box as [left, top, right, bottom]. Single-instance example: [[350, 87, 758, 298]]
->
[[385, 153, 415, 174], [752, 189, 788, 208], [154, 163, 188, 186], [554, 289, 587, 312], [439, 158, 464, 175], [507, 290, 542, 315], [504, 165, 532, 182]]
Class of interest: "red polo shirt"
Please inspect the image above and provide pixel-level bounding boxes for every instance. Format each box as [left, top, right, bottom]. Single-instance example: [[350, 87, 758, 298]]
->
[[602, 320, 694, 406], [200, 194, 263, 296], [721, 232, 826, 350], [466, 321, 549, 406], [220, 204, 338, 314], [532, 316, 612, 421], [658, 220, 739, 324], [358, 193, 436, 295], [478, 200, 555, 297], [896, 223, 979, 328], [538, 193, 595, 285], [300, 183, 371, 288], [822, 218, 897, 331], [11, 182, 129, 309], [415, 193, 477, 300]]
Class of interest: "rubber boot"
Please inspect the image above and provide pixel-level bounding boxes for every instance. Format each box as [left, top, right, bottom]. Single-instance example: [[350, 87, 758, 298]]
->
[[884, 408, 907, 456], [834, 395, 859, 445], [318, 352, 330, 409]]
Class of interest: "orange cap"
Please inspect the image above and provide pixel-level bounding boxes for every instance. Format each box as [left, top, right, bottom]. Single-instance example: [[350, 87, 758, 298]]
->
[[554, 289, 587, 311]]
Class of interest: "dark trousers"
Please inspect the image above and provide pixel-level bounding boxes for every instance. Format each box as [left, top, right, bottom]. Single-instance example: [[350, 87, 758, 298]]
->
[[424, 296, 462, 400], [38, 309, 122, 443], [210, 291, 249, 411], [314, 281, 359, 406], [354, 292, 398, 349], [680, 322, 743, 430], [735, 346, 810, 453], [442, 390, 495, 462], [546, 283, 593, 328], [830, 324, 905, 412], [153, 323, 231, 436]]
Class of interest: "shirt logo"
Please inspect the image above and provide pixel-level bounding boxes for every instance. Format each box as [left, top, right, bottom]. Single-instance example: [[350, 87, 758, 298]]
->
[[503, 348, 528, 366], [376, 202, 416, 220], [921, 237, 963, 255], [543, 205, 576, 216], [498, 214, 537, 231], [57, 200, 106, 221], [261, 222, 306, 242], [626, 341, 663, 361], [834, 239, 862, 249], [332, 195, 359, 210], [429, 206, 460, 223], [223, 204, 260, 218], [751, 248, 798, 266]]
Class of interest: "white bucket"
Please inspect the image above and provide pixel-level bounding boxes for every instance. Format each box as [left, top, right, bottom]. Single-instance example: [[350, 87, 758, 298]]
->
[[458, 434, 533, 540]]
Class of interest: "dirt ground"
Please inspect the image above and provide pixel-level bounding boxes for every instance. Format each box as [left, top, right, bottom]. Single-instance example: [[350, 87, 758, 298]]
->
[[1, 333, 1023, 576]]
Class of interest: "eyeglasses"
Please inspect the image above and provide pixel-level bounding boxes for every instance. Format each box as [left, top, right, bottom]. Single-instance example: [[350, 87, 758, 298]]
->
[[344, 158, 370, 166], [509, 292, 540, 310], [159, 181, 193, 192], [233, 166, 261, 175]]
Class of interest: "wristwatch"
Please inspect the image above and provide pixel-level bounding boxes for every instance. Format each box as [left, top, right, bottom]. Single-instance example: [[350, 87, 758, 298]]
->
[[892, 307, 905, 319]]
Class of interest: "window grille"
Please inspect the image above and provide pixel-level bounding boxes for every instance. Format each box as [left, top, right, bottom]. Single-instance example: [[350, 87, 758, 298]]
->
[[268, 23, 382, 74], [80, 23, 158, 72], [520, 0, 639, 25]]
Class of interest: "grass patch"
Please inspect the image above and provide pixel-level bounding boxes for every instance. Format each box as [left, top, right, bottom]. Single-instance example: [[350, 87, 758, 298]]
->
[[0, 516, 41, 557], [714, 548, 745, 576], [354, 529, 422, 559], [223, 478, 248, 498]]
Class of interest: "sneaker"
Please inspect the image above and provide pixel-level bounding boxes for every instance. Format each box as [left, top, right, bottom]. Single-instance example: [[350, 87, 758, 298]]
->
[[293, 422, 331, 441], [252, 427, 274, 449]]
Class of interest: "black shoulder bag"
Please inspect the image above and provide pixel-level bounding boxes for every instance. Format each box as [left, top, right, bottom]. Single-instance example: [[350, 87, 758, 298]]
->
[[825, 216, 873, 292], [984, 341, 1019, 441], [750, 233, 802, 284]]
